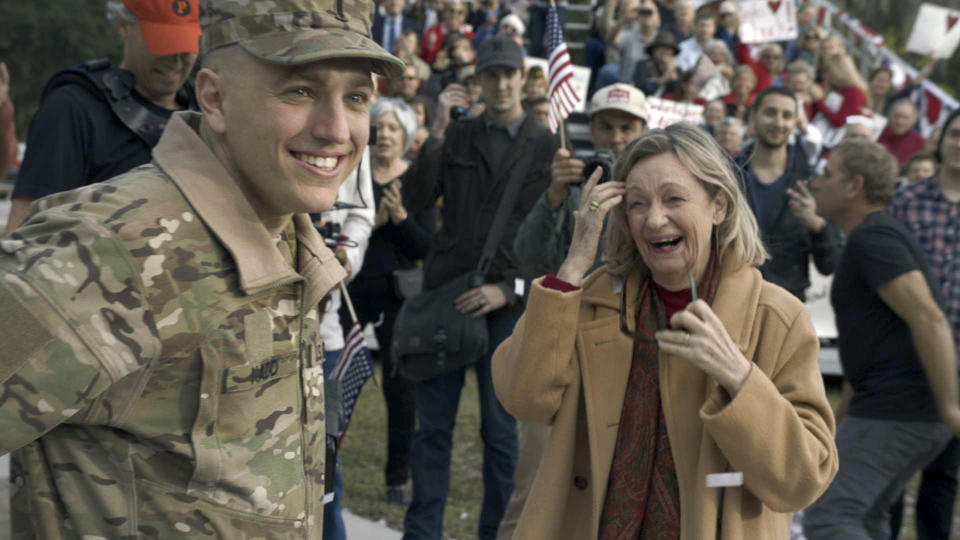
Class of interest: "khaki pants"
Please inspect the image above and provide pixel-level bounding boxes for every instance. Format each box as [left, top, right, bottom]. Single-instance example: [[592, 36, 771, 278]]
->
[[496, 422, 553, 540]]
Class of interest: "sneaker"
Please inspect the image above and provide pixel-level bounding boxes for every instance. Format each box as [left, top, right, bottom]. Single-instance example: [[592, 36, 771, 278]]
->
[[386, 485, 410, 506]]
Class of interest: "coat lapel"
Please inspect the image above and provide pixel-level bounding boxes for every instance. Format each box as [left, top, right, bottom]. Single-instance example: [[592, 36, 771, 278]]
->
[[577, 267, 642, 521]]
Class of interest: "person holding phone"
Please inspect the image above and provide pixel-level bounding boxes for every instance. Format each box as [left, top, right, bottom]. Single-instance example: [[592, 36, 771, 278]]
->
[[734, 87, 844, 301], [491, 123, 838, 539]]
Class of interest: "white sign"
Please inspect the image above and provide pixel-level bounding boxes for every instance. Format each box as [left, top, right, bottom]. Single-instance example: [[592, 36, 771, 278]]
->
[[646, 97, 705, 129], [524, 57, 592, 114], [906, 3, 960, 59], [737, 0, 798, 44]]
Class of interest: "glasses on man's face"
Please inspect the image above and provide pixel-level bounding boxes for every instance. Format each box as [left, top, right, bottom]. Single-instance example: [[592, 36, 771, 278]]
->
[[447, 8, 466, 15], [762, 54, 782, 61], [403, 75, 419, 81]]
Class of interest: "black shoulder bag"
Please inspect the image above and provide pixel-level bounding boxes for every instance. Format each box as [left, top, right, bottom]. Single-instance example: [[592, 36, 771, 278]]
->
[[392, 147, 535, 382]]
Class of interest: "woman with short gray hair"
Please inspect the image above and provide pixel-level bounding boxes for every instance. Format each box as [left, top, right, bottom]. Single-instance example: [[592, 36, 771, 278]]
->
[[371, 97, 419, 156], [346, 97, 437, 505]]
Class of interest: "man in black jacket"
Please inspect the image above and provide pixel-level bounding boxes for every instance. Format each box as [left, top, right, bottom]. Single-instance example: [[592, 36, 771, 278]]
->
[[6, 0, 200, 232], [400, 35, 559, 540], [734, 87, 843, 301]]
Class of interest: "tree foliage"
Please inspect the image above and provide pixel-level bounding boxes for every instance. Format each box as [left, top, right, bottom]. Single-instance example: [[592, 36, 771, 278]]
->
[[0, 0, 122, 136]]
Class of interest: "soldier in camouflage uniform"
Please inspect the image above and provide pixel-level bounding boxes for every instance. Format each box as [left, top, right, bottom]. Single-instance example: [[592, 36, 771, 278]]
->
[[0, 0, 403, 538]]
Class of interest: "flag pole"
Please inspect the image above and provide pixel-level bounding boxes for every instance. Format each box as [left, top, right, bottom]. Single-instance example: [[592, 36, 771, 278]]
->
[[553, 0, 564, 151], [337, 280, 380, 388], [339, 280, 358, 324]]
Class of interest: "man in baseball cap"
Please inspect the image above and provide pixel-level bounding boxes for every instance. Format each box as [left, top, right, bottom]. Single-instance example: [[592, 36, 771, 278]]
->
[[123, 0, 202, 56], [395, 33, 560, 539], [588, 82, 650, 157], [503, 83, 649, 538], [516, 82, 648, 273], [1, 1, 401, 539], [5, 0, 202, 232]]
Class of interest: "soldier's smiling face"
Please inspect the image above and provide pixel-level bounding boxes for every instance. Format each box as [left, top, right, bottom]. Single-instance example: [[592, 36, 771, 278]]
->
[[201, 52, 375, 231]]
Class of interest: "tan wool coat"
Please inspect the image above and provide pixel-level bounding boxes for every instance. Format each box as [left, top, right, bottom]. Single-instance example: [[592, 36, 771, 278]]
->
[[492, 260, 838, 539]]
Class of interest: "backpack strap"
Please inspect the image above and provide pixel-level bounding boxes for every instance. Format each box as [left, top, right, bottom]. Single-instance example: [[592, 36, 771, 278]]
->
[[40, 59, 196, 148]]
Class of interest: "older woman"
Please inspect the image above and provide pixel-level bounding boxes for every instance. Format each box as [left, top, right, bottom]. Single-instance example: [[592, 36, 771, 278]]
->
[[723, 65, 757, 120], [492, 123, 837, 539], [346, 98, 436, 505]]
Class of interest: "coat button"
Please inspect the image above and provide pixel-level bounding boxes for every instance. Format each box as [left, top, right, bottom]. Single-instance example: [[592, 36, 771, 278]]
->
[[574, 476, 588, 490]]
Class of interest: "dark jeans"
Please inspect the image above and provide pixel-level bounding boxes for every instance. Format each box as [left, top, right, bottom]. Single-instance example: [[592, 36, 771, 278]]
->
[[804, 416, 951, 540], [889, 436, 960, 540], [323, 349, 347, 540], [348, 274, 417, 488], [526, 4, 567, 58], [402, 305, 521, 540]]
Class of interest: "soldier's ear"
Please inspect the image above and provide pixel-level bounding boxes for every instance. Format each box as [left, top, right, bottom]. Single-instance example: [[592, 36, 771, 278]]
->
[[196, 68, 226, 135]]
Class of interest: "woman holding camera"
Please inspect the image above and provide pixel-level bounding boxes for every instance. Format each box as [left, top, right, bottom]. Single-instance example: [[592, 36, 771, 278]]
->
[[492, 123, 838, 538], [347, 98, 437, 505]]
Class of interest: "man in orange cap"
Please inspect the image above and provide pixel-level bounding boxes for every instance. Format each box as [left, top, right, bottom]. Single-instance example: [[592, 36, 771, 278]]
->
[[6, 0, 201, 232]]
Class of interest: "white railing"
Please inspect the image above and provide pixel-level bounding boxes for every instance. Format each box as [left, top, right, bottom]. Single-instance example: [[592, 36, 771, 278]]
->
[[808, 0, 957, 115]]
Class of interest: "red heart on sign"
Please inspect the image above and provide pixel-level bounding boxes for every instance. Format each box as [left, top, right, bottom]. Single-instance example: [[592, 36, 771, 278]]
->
[[768, 1, 782, 14], [947, 13, 959, 33]]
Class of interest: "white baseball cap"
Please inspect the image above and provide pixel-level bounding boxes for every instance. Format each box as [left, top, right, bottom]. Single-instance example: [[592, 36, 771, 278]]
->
[[589, 83, 649, 123]]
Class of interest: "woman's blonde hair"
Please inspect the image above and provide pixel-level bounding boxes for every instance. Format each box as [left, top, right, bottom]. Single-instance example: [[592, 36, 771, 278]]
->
[[824, 53, 868, 93], [605, 123, 769, 277]]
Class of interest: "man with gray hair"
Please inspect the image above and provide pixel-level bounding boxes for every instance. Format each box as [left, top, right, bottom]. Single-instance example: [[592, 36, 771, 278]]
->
[[0, 0, 404, 538], [878, 98, 926, 166], [803, 139, 960, 540], [6, 0, 201, 232]]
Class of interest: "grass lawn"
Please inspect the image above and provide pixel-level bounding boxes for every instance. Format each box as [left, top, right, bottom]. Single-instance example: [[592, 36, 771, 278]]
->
[[340, 368, 960, 539], [339, 362, 484, 540]]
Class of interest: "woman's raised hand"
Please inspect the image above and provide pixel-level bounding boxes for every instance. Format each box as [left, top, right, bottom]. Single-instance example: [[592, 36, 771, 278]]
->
[[556, 165, 625, 286], [655, 300, 752, 396]]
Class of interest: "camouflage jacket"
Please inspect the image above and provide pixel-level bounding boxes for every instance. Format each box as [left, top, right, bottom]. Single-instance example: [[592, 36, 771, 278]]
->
[[0, 112, 347, 539]]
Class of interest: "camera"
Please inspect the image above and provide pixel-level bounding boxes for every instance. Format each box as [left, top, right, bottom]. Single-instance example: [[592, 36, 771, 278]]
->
[[582, 148, 616, 184], [318, 221, 344, 248], [450, 105, 467, 121]]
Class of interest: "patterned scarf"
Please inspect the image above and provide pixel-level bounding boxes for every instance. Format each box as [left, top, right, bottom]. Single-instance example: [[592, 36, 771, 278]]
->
[[598, 247, 721, 540]]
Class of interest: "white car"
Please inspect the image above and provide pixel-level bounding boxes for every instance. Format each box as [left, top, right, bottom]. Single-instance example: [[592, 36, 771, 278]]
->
[[805, 261, 842, 377]]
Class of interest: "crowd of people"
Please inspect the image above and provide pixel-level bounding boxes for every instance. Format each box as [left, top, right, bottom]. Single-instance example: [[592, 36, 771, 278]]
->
[[0, 0, 957, 539]]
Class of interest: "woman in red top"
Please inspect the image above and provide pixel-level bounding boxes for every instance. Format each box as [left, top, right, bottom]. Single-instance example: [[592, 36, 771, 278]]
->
[[810, 49, 868, 128], [723, 65, 757, 121], [420, 0, 475, 64]]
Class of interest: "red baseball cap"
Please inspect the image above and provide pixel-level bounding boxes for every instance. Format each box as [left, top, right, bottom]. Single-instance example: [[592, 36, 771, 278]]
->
[[122, 0, 201, 56]]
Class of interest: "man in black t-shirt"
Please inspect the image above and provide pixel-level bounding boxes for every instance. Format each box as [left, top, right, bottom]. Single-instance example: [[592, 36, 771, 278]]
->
[[803, 139, 960, 540], [5, 0, 200, 233]]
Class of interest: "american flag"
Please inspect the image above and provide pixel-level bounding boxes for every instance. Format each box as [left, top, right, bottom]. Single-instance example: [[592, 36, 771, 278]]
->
[[546, 0, 579, 134], [330, 321, 375, 448]]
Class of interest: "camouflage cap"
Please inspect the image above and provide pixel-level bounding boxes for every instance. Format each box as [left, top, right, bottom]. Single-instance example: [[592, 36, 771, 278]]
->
[[199, 0, 405, 78]]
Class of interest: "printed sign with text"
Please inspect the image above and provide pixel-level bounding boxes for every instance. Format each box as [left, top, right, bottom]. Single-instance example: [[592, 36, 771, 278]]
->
[[738, 0, 798, 44], [646, 97, 705, 129]]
